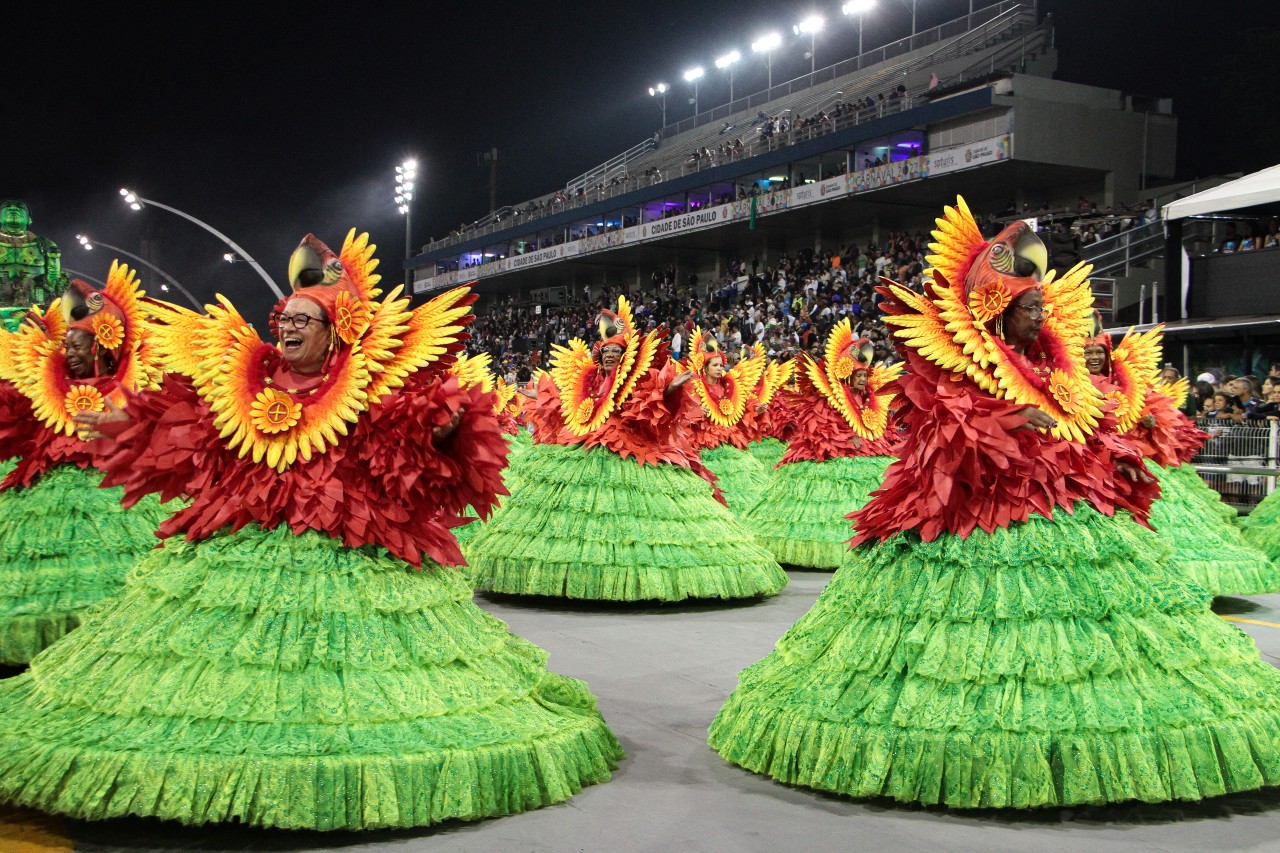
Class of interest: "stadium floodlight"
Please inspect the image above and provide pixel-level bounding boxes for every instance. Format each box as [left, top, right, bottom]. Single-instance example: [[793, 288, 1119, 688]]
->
[[751, 32, 782, 89], [793, 16, 825, 73], [683, 66, 705, 115], [649, 82, 669, 127], [842, 0, 876, 55], [395, 158, 418, 259], [716, 50, 742, 101]]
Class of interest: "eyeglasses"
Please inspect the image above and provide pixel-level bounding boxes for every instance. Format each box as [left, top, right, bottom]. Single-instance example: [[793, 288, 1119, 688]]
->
[[1012, 304, 1048, 319], [271, 312, 328, 330]]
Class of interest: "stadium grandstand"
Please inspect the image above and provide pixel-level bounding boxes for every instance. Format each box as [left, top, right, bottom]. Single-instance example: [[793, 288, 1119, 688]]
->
[[406, 1, 1280, 510]]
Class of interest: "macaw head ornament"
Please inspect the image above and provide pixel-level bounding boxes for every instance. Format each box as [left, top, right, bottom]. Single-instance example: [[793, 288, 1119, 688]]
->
[[280, 233, 373, 349], [959, 218, 1049, 333], [592, 308, 630, 362]]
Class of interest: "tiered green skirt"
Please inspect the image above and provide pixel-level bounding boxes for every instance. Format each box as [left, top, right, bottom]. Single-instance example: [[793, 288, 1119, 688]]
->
[[1145, 462, 1277, 596], [709, 502, 1280, 808], [742, 456, 892, 570], [702, 444, 770, 511], [463, 443, 788, 601], [1163, 463, 1238, 524], [1240, 485, 1280, 563], [747, 438, 788, 474], [0, 524, 621, 829], [0, 463, 173, 664], [453, 431, 533, 546]]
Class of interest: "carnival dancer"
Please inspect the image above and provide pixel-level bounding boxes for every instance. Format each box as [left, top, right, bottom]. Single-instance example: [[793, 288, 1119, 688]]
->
[[450, 353, 531, 545], [0, 269, 172, 663], [0, 231, 621, 830], [463, 297, 787, 601], [1086, 322, 1278, 596], [746, 354, 798, 472], [682, 330, 770, 510], [710, 198, 1280, 808], [741, 320, 900, 570]]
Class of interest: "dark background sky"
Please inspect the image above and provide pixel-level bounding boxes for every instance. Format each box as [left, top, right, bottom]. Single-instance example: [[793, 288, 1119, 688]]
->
[[7, 0, 1272, 324]]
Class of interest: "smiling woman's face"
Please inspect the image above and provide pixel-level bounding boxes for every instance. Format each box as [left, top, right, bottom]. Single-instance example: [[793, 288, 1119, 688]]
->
[[277, 297, 330, 374], [600, 344, 624, 370], [64, 329, 95, 379]]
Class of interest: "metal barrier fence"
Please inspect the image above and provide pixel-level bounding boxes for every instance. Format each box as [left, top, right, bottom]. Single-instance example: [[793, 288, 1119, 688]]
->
[[1191, 419, 1279, 513]]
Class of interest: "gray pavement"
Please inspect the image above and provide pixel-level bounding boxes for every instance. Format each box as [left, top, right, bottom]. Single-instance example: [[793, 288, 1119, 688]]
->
[[5, 572, 1280, 852]]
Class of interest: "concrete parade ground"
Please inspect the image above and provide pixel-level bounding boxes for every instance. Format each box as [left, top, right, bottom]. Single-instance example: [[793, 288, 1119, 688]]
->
[[3, 571, 1280, 852]]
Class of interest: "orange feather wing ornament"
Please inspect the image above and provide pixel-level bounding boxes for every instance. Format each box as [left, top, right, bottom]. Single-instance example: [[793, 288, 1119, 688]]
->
[[146, 229, 475, 472], [1109, 325, 1164, 433], [551, 295, 659, 436]]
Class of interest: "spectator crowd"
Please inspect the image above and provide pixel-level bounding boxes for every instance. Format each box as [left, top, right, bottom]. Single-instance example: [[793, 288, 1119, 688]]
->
[[463, 232, 938, 384]]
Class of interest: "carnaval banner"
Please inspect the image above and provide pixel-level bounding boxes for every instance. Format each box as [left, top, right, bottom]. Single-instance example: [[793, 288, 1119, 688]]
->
[[849, 157, 925, 193]]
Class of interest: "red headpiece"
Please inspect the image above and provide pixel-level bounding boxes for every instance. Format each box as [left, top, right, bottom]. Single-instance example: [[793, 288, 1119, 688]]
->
[[277, 233, 369, 347], [64, 278, 129, 374], [592, 308, 631, 361]]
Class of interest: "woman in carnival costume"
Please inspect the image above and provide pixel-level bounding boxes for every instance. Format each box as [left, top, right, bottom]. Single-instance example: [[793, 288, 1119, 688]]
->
[[464, 297, 787, 601], [681, 329, 770, 510], [0, 269, 172, 663], [745, 354, 798, 472], [450, 353, 531, 546], [1085, 322, 1277, 596], [0, 231, 621, 830], [710, 197, 1280, 808], [742, 319, 900, 570]]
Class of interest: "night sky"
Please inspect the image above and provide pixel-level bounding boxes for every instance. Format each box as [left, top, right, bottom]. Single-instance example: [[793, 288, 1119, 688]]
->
[[9, 0, 1271, 325]]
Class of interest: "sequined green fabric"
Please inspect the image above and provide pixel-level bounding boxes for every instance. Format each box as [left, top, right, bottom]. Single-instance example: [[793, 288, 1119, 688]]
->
[[1163, 463, 1237, 524], [0, 463, 173, 664], [1240, 485, 1280, 562], [463, 443, 788, 601], [743, 456, 891, 570], [0, 524, 622, 829], [702, 444, 770, 511], [453, 431, 532, 546], [709, 503, 1280, 808], [747, 438, 788, 472], [1144, 462, 1277, 596]]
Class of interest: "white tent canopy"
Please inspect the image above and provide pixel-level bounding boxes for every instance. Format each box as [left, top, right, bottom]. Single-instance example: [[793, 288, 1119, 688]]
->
[[1163, 163, 1280, 221]]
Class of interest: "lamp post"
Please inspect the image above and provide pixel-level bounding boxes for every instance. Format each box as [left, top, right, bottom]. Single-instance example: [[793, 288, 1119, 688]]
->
[[118, 189, 283, 300], [76, 234, 203, 311], [395, 158, 417, 259], [751, 32, 782, 90], [843, 0, 876, 55], [793, 15, 824, 74], [683, 66, 704, 116], [715, 50, 741, 103], [648, 82, 669, 127]]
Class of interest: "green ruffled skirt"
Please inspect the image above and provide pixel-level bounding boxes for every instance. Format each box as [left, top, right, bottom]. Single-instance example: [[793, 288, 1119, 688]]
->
[[743, 456, 892, 570], [1240, 486, 1280, 563], [0, 523, 621, 829], [1164, 463, 1238, 524], [463, 443, 788, 601], [747, 438, 788, 474], [709, 502, 1280, 808], [453, 431, 533, 546], [1145, 462, 1277, 596], [702, 444, 770, 511], [0, 463, 173, 664]]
